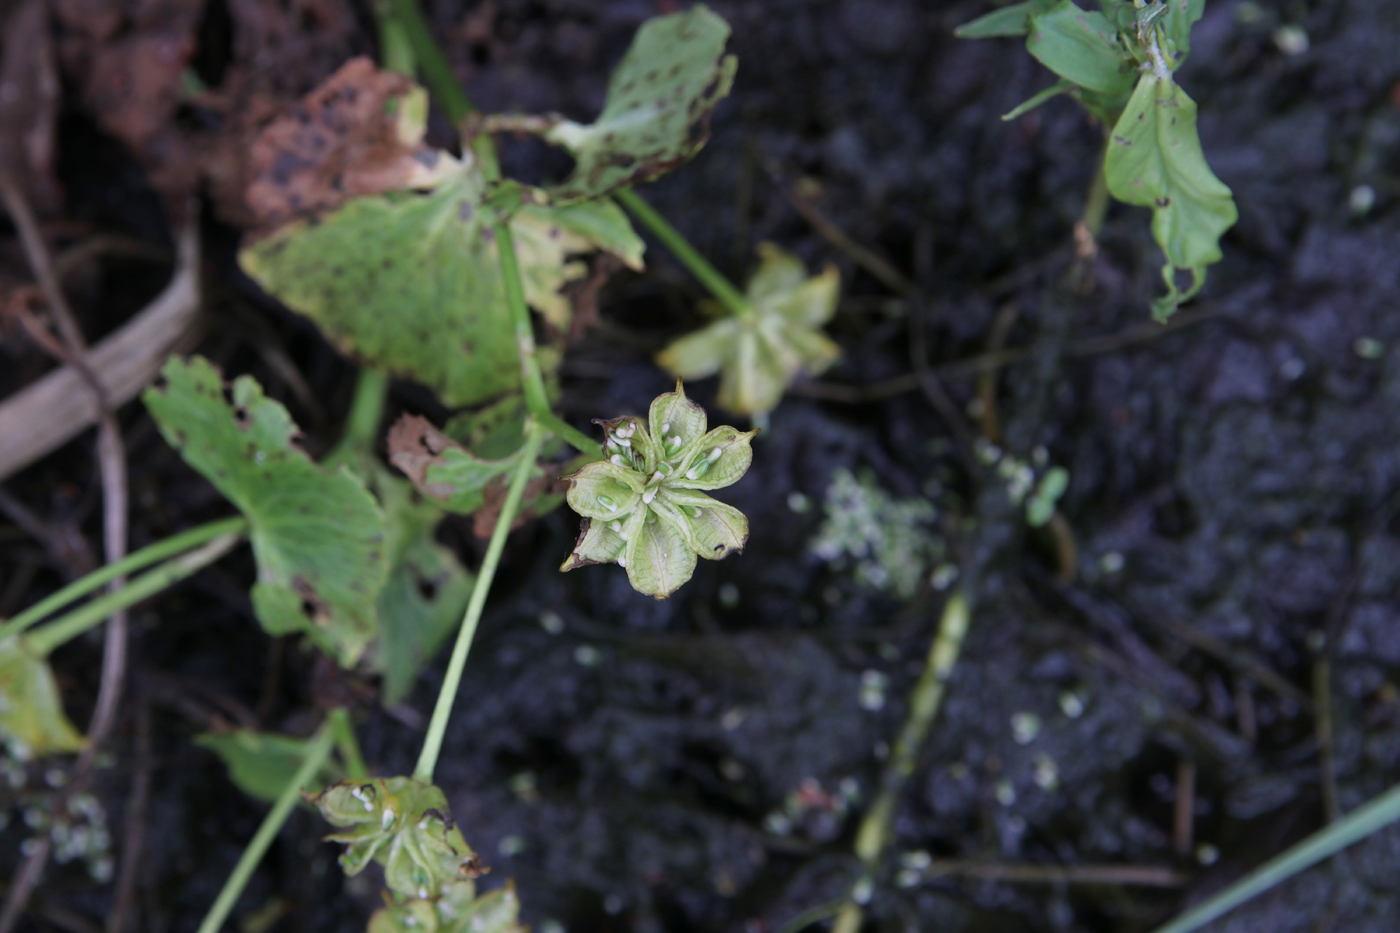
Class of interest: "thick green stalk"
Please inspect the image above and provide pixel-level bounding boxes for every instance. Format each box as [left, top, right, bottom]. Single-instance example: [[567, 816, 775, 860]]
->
[[375, 0, 416, 76], [833, 590, 972, 933], [494, 222, 599, 455], [615, 188, 755, 320], [1149, 779, 1400, 933], [195, 722, 335, 933], [24, 532, 244, 656], [388, 0, 500, 175], [413, 421, 546, 783], [342, 368, 390, 450], [0, 516, 247, 642]]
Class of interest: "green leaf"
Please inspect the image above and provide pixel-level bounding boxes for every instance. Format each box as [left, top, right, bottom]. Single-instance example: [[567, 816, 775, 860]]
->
[[955, 0, 1057, 38], [509, 198, 645, 331], [1105, 75, 1237, 321], [1002, 78, 1074, 120], [316, 777, 483, 900], [560, 384, 753, 598], [196, 729, 343, 803], [540, 5, 737, 204], [241, 171, 524, 408], [365, 462, 474, 707], [1159, 0, 1205, 58], [0, 636, 85, 759], [387, 415, 525, 515], [1026, 1, 1135, 96], [657, 243, 840, 418], [143, 357, 389, 667]]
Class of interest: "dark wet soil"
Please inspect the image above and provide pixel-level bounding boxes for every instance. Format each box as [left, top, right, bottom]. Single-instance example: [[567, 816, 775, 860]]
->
[[4, 1, 1400, 931]]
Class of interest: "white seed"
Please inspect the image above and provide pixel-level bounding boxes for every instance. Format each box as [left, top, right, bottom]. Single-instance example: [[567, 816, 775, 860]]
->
[[617, 557, 627, 568], [662, 423, 671, 434], [609, 521, 622, 533], [381, 807, 395, 829], [685, 469, 698, 480], [610, 455, 626, 467], [643, 489, 656, 504]]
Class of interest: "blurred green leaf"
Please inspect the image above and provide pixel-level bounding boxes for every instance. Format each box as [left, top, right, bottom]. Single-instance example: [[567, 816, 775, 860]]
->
[[387, 415, 528, 516], [0, 636, 85, 759], [196, 729, 343, 803], [1105, 75, 1237, 321], [540, 5, 736, 204], [1026, 1, 1135, 96], [511, 199, 644, 330], [657, 243, 840, 418], [1159, 0, 1205, 57], [143, 356, 389, 666], [955, 0, 1057, 38]]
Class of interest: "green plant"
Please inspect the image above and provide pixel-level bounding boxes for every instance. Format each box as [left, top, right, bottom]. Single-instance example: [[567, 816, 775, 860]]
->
[[958, 0, 1237, 320], [0, 5, 775, 928]]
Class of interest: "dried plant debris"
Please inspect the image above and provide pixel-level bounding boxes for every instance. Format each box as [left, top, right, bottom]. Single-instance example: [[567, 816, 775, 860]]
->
[[658, 243, 840, 418], [561, 382, 755, 599], [143, 356, 388, 667]]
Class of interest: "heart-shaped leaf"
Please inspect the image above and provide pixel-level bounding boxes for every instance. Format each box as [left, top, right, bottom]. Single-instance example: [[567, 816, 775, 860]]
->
[[143, 356, 389, 667]]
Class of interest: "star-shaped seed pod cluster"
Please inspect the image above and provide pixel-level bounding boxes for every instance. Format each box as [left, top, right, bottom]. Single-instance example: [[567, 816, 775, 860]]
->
[[561, 382, 757, 599], [315, 777, 483, 901]]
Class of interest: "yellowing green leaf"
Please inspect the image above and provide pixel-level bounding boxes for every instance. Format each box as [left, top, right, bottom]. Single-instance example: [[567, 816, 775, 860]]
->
[[388, 415, 531, 516], [241, 170, 523, 408], [196, 729, 343, 803], [1105, 75, 1238, 321], [657, 243, 840, 418], [540, 6, 737, 204], [143, 356, 389, 667], [0, 636, 85, 759], [509, 199, 645, 331]]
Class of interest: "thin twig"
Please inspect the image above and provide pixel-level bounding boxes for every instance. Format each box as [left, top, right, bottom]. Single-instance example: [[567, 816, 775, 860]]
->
[[762, 156, 917, 297], [0, 179, 135, 933], [924, 860, 1187, 888], [1174, 759, 1196, 856], [108, 697, 152, 933]]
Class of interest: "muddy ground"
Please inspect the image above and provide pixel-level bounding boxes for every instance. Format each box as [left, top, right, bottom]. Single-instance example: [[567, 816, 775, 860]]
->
[[3, 0, 1400, 931]]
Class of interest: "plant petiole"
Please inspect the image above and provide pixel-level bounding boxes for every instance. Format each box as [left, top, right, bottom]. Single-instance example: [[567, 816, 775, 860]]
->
[[412, 419, 547, 783], [23, 532, 245, 656], [0, 516, 248, 643], [328, 706, 369, 780], [194, 720, 336, 933], [615, 187, 755, 320]]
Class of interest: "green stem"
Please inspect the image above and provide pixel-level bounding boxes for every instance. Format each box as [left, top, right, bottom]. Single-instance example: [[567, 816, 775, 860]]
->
[[615, 187, 755, 320], [375, 0, 416, 75], [343, 368, 390, 450], [1149, 779, 1400, 933], [833, 590, 972, 933], [0, 518, 247, 644], [413, 421, 546, 783], [389, 0, 500, 176], [494, 222, 598, 455], [195, 722, 335, 933], [328, 707, 369, 780], [25, 532, 245, 656], [1080, 153, 1111, 241]]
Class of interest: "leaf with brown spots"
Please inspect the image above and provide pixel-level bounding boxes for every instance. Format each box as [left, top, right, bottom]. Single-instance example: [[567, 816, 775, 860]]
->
[[143, 356, 389, 667], [244, 57, 464, 238], [500, 5, 736, 205]]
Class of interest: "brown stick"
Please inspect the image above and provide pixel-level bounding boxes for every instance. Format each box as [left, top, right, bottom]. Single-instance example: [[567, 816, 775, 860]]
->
[[0, 218, 202, 482]]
